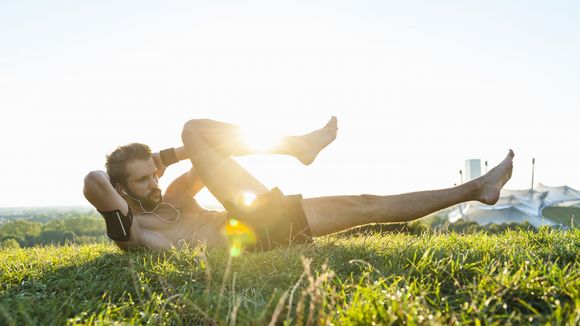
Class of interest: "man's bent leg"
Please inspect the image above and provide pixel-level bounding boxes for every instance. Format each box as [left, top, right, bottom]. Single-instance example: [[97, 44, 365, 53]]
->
[[302, 150, 514, 236], [183, 117, 338, 165], [182, 126, 270, 206], [182, 124, 314, 249]]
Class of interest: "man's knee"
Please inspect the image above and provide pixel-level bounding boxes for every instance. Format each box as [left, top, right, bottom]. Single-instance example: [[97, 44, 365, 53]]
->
[[182, 119, 211, 134], [181, 119, 210, 145]]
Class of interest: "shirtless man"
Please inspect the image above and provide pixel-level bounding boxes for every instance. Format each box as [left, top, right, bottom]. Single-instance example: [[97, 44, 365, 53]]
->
[[83, 116, 514, 252]]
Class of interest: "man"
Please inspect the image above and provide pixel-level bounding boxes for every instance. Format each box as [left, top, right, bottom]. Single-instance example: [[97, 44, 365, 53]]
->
[[84, 116, 514, 252]]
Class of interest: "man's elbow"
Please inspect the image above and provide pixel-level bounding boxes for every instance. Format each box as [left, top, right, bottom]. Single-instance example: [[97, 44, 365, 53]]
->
[[84, 170, 108, 186], [83, 171, 108, 199]]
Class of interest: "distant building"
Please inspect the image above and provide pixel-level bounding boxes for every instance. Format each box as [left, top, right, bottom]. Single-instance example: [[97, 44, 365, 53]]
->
[[448, 183, 580, 228], [464, 159, 482, 181]]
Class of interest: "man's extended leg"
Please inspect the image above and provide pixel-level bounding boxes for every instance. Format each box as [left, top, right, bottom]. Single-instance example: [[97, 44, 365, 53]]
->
[[181, 117, 338, 206], [302, 150, 515, 236]]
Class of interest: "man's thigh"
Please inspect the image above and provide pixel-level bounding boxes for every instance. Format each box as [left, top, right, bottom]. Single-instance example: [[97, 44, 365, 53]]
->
[[183, 130, 270, 207]]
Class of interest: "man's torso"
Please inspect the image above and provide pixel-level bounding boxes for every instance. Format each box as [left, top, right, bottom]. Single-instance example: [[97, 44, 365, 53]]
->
[[128, 198, 230, 250]]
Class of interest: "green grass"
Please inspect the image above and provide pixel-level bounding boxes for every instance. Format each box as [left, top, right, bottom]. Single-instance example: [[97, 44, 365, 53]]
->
[[1, 228, 579, 325], [542, 206, 580, 227]]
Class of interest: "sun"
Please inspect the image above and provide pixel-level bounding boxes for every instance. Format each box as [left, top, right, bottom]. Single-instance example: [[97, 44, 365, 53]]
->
[[240, 127, 282, 153]]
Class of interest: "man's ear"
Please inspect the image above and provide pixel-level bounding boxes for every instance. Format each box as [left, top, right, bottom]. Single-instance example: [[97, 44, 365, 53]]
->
[[115, 184, 126, 196]]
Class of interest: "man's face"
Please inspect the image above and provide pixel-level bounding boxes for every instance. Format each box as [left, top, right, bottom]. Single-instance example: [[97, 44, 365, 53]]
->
[[123, 158, 162, 210]]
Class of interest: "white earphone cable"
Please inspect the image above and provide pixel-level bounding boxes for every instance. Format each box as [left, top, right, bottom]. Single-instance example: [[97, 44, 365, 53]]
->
[[122, 190, 181, 224]]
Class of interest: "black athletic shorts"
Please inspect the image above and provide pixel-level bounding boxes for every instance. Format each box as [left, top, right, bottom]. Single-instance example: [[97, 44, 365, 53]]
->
[[223, 187, 313, 251]]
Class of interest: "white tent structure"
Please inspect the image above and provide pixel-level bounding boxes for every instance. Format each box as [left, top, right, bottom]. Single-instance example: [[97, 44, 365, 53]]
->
[[535, 184, 580, 207], [463, 206, 549, 227], [448, 183, 580, 228]]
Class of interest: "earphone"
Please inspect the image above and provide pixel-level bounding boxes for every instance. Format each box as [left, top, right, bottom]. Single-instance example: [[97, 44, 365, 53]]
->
[[120, 188, 181, 224]]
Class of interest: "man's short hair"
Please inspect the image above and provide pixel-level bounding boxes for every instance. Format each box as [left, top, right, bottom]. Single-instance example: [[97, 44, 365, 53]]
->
[[106, 143, 152, 187]]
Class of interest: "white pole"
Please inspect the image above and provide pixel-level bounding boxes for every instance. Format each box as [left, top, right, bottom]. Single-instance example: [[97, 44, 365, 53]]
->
[[531, 158, 535, 192]]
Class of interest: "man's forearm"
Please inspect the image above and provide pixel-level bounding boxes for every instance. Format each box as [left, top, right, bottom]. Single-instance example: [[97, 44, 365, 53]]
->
[[157, 146, 188, 163], [153, 146, 189, 175], [174, 146, 188, 162]]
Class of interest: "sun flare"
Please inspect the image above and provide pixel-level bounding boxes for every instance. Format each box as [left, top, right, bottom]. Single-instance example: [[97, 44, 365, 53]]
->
[[241, 128, 282, 153], [241, 192, 257, 206]]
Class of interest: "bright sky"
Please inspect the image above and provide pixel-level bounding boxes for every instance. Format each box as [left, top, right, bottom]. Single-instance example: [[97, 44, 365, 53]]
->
[[1, 1, 579, 208]]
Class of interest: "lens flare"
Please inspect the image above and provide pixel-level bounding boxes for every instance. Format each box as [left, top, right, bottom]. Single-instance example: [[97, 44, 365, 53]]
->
[[241, 192, 257, 206], [225, 218, 256, 257], [230, 245, 242, 257], [241, 128, 282, 153]]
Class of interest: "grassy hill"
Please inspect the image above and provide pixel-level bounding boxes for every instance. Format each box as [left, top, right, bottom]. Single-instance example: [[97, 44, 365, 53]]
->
[[1, 228, 579, 325], [543, 206, 580, 227]]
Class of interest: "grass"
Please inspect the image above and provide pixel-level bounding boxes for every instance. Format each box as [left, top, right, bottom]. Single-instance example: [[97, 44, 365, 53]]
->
[[0, 227, 579, 325], [542, 206, 580, 227]]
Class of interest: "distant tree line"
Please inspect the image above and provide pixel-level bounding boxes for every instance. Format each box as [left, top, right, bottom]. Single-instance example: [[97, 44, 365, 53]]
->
[[1, 210, 542, 249], [336, 214, 537, 238], [0, 207, 98, 224], [0, 216, 107, 248]]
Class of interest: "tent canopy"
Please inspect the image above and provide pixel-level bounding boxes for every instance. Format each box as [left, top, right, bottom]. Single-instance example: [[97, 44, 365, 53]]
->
[[449, 184, 580, 226]]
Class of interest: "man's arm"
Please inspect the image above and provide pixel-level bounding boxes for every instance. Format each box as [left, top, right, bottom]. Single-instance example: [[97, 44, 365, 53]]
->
[[157, 146, 206, 202], [165, 167, 205, 200], [151, 146, 189, 178], [83, 171, 128, 214], [83, 171, 140, 251]]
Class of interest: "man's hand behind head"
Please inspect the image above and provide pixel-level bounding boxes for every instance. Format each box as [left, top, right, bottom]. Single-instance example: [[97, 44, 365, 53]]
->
[[152, 152, 166, 178]]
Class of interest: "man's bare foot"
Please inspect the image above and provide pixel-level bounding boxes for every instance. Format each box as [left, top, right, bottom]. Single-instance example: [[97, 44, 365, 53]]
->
[[474, 150, 515, 205], [295, 116, 338, 165]]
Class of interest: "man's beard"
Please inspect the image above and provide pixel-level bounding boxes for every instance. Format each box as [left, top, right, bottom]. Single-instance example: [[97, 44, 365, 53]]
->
[[126, 188, 162, 211]]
